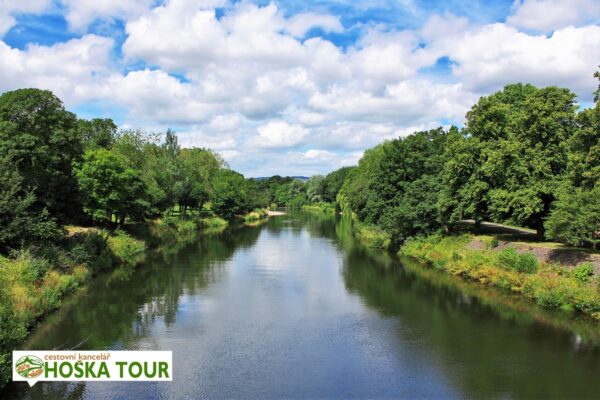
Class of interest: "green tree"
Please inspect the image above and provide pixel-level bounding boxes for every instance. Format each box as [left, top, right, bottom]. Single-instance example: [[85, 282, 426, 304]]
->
[[343, 128, 447, 244], [75, 148, 149, 224], [274, 180, 308, 208], [211, 169, 250, 219], [179, 148, 224, 214], [322, 166, 353, 203], [306, 175, 325, 202], [545, 186, 600, 249], [444, 84, 577, 237], [112, 129, 170, 214], [0, 88, 82, 221], [78, 118, 117, 149], [545, 72, 600, 247], [338, 144, 385, 218], [0, 156, 59, 251]]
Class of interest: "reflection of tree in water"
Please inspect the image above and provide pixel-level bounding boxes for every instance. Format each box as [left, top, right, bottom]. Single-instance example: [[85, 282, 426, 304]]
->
[[7, 378, 86, 400], [22, 225, 263, 352], [8, 224, 265, 398], [341, 245, 600, 399]]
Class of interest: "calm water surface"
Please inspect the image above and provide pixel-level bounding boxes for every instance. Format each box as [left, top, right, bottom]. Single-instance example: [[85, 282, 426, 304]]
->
[[5, 213, 600, 399]]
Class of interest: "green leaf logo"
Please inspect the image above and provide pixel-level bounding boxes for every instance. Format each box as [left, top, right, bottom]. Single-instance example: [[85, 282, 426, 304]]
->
[[15, 355, 44, 379]]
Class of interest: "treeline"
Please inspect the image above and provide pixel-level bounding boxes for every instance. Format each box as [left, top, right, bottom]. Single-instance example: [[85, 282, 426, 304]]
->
[[0, 88, 271, 253], [0, 88, 274, 389], [250, 167, 353, 209], [335, 73, 600, 249]]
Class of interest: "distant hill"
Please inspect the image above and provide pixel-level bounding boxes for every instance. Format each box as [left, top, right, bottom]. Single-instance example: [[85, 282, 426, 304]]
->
[[253, 176, 309, 182]]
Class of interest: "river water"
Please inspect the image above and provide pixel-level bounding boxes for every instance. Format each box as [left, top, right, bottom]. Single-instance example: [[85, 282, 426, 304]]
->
[[5, 212, 600, 399]]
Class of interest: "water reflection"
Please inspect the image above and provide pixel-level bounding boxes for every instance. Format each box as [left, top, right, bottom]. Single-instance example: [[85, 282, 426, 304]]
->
[[4, 213, 599, 399]]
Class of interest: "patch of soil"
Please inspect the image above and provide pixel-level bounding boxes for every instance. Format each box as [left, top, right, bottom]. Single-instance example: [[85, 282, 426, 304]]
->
[[465, 239, 486, 251], [512, 244, 600, 275]]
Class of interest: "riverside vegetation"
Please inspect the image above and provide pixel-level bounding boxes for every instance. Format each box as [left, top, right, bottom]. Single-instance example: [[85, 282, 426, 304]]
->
[[1, 69, 600, 388], [0, 89, 271, 389], [303, 69, 600, 320]]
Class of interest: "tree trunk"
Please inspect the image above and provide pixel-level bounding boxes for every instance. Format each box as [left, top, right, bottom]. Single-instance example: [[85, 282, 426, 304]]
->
[[536, 224, 545, 241]]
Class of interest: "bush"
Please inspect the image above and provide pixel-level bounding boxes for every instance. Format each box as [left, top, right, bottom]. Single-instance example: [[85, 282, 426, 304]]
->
[[68, 231, 113, 272], [243, 209, 268, 222], [401, 234, 600, 316], [107, 230, 145, 267], [573, 263, 594, 283], [201, 217, 228, 229], [354, 223, 391, 249], [302, 203, 335, 214], [496, 248, 538, 273], [175, 219, 199, 236]]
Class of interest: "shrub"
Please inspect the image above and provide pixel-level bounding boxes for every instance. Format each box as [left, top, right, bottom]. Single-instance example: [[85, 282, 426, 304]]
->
[[573, 263, 594, 283], [355, 223, 391, 249], [176, 219, 198, 236], [496, 248, 538, 273], [243, 209, 268, 222], [107, 230, 145, 267], [68, 231, 113, 272], [201, 217, 228, 229]]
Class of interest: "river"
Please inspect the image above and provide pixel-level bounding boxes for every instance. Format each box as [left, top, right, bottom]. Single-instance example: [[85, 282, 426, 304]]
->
[[5, 212, 600, 399]]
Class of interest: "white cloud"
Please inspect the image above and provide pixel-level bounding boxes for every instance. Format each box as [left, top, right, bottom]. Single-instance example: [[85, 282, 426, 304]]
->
[[177, 128, 237, 149], [0, 0, 51, 35], [296, 111, 327, 126], [206, 114, 243, 132], [285, 12, 344, 37], [507, 0, 600, 32], [308, 80, 476, 123], [59, 0, 155, 32], [0, 34, 114, 103], [109, 69, 221, 123], [420, 12, 470, 41], [1, 1, 599, 176], [446, 24, 600, 98], [249, 120, 308, 148]]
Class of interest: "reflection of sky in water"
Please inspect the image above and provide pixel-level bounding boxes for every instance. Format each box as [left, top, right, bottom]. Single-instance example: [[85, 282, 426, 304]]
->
[[8, 214, 600, 399]]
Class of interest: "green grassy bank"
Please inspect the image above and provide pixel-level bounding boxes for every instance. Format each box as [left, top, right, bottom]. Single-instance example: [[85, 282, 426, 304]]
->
[[0, 215, 230, 389], [400, 234, 600, 319], [301, 202, 336, 215], [242, 208, 269, 223]]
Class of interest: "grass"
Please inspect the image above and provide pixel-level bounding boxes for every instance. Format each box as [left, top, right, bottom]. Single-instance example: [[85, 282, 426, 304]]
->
[[400, 234, 600, 318], [0, 210, 240, 389], [106, 230, 146, 267], [0, 247, 92, 388], [302, 203, 336, 214], [354, 222, 392, 250], [201, 216, 229, 229], [243, 209, 269, 223], [0, 226, 152, 388]]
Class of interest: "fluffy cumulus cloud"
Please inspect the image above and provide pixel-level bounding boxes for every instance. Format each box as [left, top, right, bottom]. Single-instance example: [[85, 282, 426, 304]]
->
[[507, 0, 600, 32], [249, 121, 308, 148], [0, 0, 598, 176], [0, 34, 115, 102], [59, 0, 156, 32]]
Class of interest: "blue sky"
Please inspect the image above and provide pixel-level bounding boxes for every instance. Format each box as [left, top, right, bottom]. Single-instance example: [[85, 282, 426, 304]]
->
[[0, 0, 598, 176]]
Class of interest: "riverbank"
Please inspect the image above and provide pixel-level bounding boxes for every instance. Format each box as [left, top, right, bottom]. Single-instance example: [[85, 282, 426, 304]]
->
[[0, 227, 140, 388], [301, 203, 336, 214], [399, 234, 600, 319], [0, 212, 239, 389]]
